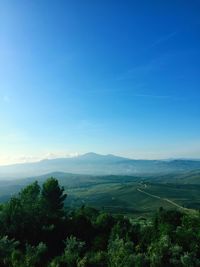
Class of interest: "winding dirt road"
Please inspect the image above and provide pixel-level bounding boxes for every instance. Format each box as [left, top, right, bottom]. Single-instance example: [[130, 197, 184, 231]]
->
[[137, 186, 192, 212]]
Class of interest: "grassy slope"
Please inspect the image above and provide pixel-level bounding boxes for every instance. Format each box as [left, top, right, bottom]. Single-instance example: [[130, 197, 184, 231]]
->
[[149, 170, 200, 184], [65, 181, 200, 217], [0, 172, 200, 216]]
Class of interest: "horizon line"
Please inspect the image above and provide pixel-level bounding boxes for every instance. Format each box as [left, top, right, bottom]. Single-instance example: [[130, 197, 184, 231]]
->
[[0, 152, 200, 167]]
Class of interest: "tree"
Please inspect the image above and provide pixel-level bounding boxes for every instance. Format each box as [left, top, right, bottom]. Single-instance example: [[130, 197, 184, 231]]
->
[[0, 182, 43, 245], [0, 236, 19, 267], [108, 237, 135, 267], [0, 197, 25, 242], [41, 177, 67, 218], [19, 181, 40, 205], [40, 178, 67, 257], [77, 251, 108, 267], [11, 242, 47, 267], [49, 236, 85, 267]]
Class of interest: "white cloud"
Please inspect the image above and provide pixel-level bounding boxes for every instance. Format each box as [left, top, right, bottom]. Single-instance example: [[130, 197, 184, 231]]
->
[[44, 152, 80, 159], [0, 151, 80, 166]]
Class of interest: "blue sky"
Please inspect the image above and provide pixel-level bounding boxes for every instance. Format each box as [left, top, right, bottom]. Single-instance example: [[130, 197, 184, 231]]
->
[[0, 0, 200, 164]]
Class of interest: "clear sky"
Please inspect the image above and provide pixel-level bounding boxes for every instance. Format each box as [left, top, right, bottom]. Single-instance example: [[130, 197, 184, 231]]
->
[[0, 0, 200, 165]]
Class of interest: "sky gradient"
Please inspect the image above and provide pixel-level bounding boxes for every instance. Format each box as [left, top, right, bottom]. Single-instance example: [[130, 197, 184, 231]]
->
[[0, 0, 200, 165]]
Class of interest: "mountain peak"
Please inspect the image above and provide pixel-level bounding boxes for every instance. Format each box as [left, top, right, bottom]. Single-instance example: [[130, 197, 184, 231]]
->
[[78, 152, 104, 159], [76, 152, 129, 162], [82, 152, 100, 156]]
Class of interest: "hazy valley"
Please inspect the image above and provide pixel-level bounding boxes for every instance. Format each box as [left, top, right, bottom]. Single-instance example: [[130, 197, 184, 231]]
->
[[0, 153, 200, 217]]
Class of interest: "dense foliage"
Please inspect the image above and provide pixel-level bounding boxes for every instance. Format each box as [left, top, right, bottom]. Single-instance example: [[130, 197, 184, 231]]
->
[[0, 178, 199, 266]]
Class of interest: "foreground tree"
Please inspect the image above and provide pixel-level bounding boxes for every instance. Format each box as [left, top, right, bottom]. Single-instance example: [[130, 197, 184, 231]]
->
[[0, 178, 200, 266], [41, 177, 67, 219], [108, 236, 135, 267]]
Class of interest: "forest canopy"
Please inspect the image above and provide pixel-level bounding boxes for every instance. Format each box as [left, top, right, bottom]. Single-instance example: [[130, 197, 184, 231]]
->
[[0, 178, 199, 267]]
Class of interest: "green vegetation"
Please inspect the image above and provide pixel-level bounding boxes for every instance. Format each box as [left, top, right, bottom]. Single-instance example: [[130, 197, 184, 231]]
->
[[0, 172, 200, 216], [0, 178, 200, 266], [66, 181, 200, 216]]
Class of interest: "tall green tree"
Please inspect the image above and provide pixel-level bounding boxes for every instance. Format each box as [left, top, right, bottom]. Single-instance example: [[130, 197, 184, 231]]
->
[[41, 177, 67, 218], [108, 237, 134, 267]]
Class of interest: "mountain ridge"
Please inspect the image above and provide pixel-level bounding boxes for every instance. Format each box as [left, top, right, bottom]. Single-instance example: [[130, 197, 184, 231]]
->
[[0, 152, 200, 179]]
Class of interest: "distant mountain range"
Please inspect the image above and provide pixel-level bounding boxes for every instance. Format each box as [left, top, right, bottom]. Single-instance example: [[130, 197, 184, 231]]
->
[[0, 152, 200, 179]]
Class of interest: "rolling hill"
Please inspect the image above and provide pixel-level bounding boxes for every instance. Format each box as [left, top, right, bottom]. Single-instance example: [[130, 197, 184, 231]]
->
[[0, 169, 200, 216]]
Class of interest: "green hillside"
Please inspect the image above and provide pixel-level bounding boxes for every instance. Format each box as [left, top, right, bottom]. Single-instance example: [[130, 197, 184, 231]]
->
[[66, 181, 200, 217], [1, 172, 200, 216], [148, 170, 200, 184]]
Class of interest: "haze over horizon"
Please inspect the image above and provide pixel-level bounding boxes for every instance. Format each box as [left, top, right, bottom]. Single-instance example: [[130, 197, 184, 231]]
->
[[1, 1, 200, 165], [1, 151, 200, 168]]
